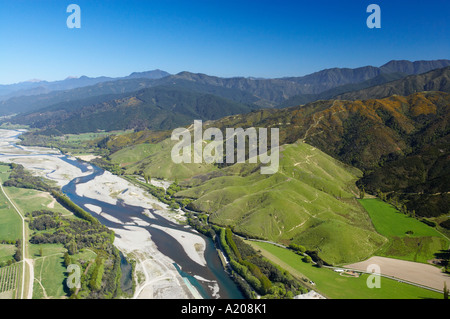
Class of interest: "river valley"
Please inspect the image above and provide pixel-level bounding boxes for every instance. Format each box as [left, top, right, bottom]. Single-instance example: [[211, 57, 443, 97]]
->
[[0, 129, 243, 299]]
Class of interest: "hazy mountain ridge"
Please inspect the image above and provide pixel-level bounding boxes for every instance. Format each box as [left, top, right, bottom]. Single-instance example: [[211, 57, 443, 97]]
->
[[1, 59, 448, 116], [0, 78, 157, 116], [0, 69, 170, 102], [336, 66, 450, 100], [279, 72, 409, 107], [379, 59, 450, 74], [12, 86, 257, 134]]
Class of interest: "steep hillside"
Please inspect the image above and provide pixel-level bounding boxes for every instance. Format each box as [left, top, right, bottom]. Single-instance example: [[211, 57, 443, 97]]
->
[[103, 91, 449, 219], [174, 142, 386, 265], [0, 78, 157, 116], [336, 67, 450, 100], [197, 91, 450, 217], [279, 72, 408, 107], [162, 60, 450, 106], [12, 86, 256, 134], [2, 59, 447, 116], [358, 134, 450, 218], [379, 59, 450, 74], [110, 137, 218, 180]]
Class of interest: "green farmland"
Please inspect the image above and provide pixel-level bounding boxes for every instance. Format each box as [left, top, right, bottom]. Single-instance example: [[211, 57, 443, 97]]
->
[[31, 244, 68, 299], [0, 164, 22, 266], [358, 199, 449, 263], [249, 241, 444, 299]]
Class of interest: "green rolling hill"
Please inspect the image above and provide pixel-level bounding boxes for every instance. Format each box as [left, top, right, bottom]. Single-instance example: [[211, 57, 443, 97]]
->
[[110, 137, 219, 180], [173, 142, 387, 265], [104, 90, 450, 219]]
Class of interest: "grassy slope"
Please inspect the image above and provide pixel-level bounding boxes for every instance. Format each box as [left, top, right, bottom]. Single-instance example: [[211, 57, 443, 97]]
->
[[111, 137, 218, 181], [250, 241, 443, 299], [0, 191, 22, 242], [110, 143, 162, 164], [30, 245, 97, 299], [177, 142, 387, 265], [31, 244, 67, 299], [0, 165, 22, 242], [0, 245, 16, 264], [358, 199, 449, 263]]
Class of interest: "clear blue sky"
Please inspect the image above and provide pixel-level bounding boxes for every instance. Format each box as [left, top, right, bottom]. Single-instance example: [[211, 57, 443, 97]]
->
[[0, 0, 449, 84]]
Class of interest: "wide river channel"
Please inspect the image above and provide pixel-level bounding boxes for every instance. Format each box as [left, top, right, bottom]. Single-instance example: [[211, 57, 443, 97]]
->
[[0, 129, 243, 299]]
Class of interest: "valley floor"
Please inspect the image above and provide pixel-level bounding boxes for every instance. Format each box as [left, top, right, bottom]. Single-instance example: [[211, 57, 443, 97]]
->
[[344, 256, 450, 292], [0, 129, 208, 299]]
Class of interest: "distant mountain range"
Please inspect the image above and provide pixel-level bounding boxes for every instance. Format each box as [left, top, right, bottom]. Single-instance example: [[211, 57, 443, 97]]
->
[[0, 69, 170, 102], [335, 66, 450, 100], [7, 62, 450, 137], [11, 85, 257, 134], [1, 59, 449, 117]]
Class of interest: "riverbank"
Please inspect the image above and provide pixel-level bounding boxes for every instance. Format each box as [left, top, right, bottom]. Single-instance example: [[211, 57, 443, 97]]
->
[[0, 129, 229, 299], [72, 169, 210, 298]]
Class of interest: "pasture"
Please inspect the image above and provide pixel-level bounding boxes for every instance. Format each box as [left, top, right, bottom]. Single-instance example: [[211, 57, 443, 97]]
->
[[249, 241, 444, 299], [358, 199, 449, 263]]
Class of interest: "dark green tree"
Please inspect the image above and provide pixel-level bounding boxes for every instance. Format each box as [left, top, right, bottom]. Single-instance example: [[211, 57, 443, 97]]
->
[[67, 240, 78, 255], [444, 282, 449, 300]]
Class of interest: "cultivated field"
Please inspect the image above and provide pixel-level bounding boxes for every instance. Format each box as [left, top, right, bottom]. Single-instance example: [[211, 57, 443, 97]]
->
[[248, 241, 444, 299], [345, 256, 450, 292], [0, 263, 20, 299]]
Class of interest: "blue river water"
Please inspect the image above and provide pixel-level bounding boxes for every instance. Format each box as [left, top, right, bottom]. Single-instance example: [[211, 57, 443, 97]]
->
[[33, 146, 243, 298], [2, 129, 243, 299]]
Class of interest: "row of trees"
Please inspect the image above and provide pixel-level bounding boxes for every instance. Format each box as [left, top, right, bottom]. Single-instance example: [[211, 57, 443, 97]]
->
[[185, 212, 215, 238], [0, 239, 18, 245], [217, 227, 306, 298], [3, 163, 54, 193], [13, 240, 22, 262], [51, 191, 99, 224]]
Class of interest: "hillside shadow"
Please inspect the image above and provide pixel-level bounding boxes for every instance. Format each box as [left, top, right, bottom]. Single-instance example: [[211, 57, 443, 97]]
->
[[432, 249, 450, 267]]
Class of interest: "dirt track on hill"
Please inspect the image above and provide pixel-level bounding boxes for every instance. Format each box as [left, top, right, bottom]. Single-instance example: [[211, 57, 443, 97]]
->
[[344, 256, 450, 292]]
